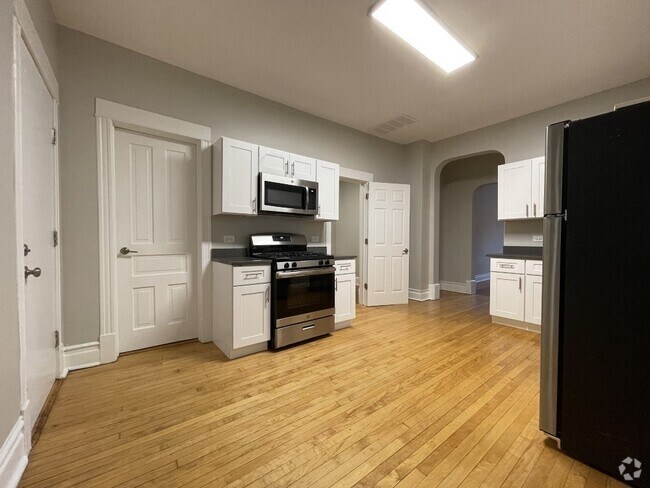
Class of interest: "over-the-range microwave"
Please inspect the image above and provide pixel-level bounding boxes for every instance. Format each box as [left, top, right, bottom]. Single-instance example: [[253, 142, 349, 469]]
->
[[259, 173, 318, 216]]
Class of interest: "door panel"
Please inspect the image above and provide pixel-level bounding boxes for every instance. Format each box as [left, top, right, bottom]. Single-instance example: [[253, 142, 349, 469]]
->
[[498, 160, 531, 220], [290, 154, 316, 181], [315, 160, 339, 221], [116, 130, 197, 352], [19, 37, 57, 434], [259, 146, 290, 177], [489, 272, 524, 321], [217, 138, 258, 215], [524, 275, 543, 325], [367, 183, 410, 306], [335, 274, 355, 323], [233, 283, 270, 348], [531, 157, 545, 218]]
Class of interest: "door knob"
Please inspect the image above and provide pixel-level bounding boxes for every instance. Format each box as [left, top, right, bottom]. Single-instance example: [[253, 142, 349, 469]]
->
[[402, 248, 409, 255], [120, 247, 138, 255], [25, 266, 42, 279]]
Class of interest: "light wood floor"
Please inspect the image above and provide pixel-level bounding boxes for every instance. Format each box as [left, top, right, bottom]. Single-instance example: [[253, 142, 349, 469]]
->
[[21, 292, 626, 487]]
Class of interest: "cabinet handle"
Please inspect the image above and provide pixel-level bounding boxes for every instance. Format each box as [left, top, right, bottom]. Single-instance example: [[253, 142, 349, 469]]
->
[[525, 204, 529, 217], [335, 278, 338, 291], [533, 203, 537, 217], [252, 198, 257, 213], [244, 272, 262, 279], [519, 276, 522, 291], [291, 162, 295, 176], [285, 161, 289, 175], [265, 286, 269, 304], [499, 263, 515, 268]]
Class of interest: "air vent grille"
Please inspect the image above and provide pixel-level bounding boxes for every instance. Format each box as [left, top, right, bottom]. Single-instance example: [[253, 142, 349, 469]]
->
[[371, 114, 416, 135]]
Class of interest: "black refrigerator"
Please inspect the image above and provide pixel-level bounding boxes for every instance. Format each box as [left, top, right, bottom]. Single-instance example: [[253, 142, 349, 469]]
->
[[540, 101, 650, 486]]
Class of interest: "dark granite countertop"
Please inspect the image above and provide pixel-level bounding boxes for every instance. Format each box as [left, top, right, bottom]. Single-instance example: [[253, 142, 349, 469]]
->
[[211, 257, 272, 267], [334, 255, 357, 260], [487, 246, 543, 261]]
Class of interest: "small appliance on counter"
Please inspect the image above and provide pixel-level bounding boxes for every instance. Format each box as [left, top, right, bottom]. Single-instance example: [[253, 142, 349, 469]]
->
[[250, 234, 335, 348], [540, 101, 649, 486]]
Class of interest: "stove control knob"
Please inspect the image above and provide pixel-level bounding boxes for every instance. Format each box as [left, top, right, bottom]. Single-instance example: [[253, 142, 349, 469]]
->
[[325, 260, 330, 265], [292, 262, 298, 268], [319, 260, 324, 265], [283, 263, 290, 269]]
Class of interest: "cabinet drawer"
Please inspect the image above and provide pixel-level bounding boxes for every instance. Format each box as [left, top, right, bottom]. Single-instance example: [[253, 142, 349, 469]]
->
[[233, 265, 271, 286], [490, 258, 525, 274], [335, 259, 355, 275], [525, 260, 543, 276], [275, 316, 334, 349]]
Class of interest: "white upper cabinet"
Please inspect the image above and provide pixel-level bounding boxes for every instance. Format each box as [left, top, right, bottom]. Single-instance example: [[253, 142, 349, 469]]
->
[[315, 160, 339, 221], [498, 160, 532, 220], [497, 157, 545, 220], [290, 153, 317, 181], [530, 156, 545, 218], [259, 146, 291, 177], [213, 137, 259, 215]]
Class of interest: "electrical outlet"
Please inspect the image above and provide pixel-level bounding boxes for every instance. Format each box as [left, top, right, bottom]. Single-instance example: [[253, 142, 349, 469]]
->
[[223, 235, 235, 244], [311, 236, 320, 243], [533, 235, 543, 242]]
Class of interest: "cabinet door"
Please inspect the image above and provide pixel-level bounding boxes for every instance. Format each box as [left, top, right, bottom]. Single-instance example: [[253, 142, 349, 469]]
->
[[498, 160, 532, 220], [290, 153, 317, 181], [233, 283, 270, 349], [217, 138, 259, 215], [315, 160, 339, 221], [259, 146, 290, 177], [490, 272, 525, 321], [525, 275, 543, 325], [530, 156, 545, 218], [335, 273, 356, 323]]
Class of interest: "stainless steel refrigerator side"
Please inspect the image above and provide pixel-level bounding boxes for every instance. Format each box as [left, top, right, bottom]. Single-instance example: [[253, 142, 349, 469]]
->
[[539, 122, 566, 438]]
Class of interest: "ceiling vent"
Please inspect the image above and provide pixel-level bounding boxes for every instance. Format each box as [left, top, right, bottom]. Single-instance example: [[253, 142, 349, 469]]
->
[[371, 114, 417, 135]]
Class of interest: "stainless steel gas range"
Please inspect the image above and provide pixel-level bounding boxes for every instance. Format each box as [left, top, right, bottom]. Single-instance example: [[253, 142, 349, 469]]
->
[[250, 234, 335, 349]]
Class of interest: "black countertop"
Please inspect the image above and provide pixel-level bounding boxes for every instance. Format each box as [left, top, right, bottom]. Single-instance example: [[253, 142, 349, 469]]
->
[[487, 246, 543, 261], [211, 257, 272, 267]]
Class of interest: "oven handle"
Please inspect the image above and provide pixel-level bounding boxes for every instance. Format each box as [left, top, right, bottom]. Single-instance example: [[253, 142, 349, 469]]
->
[[275, 267, 336, 279]]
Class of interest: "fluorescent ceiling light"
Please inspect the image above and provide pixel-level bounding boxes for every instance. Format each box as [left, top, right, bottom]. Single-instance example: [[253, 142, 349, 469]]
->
[[370, 0, 476, 73]]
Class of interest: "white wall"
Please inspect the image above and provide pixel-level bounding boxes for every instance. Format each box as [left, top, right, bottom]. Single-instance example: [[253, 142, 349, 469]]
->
[[0, 0, 23, 446], [503, 220, 544, 247], [58, 26, 409, 345]]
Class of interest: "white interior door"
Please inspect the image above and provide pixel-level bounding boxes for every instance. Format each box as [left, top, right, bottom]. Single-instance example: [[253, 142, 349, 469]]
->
[[115, 130, 197, 352], [19, 37, 57, 434], [367, 183, 410, 306]]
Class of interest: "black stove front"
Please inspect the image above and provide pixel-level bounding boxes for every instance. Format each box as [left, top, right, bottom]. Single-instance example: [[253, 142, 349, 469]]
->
[[249, 234, 335, 349]]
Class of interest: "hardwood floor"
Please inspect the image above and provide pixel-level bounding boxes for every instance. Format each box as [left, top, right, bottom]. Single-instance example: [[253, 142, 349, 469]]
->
[[21, 292, 626, 487]]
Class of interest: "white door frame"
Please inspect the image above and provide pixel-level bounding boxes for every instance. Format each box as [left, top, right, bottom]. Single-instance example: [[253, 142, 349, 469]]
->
[[338, 167, 373, 306], [95, 99, 212, 363], [13, 0, 62, 454]]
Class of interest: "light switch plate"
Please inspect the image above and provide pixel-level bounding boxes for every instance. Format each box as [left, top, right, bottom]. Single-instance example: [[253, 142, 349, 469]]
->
[[223, 235, 235, 244], [311, 236, 320, 243], [533, 235, 543, 242]]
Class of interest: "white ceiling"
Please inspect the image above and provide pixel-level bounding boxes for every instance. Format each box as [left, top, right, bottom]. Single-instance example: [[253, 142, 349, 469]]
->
[[51, 0, 650, 144]]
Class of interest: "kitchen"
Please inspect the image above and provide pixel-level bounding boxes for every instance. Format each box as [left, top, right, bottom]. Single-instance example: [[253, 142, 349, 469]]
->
[[2, 1, 649, 487]]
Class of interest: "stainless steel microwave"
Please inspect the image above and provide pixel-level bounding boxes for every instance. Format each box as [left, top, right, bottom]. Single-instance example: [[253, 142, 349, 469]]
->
[[259, 173, 318, 216]]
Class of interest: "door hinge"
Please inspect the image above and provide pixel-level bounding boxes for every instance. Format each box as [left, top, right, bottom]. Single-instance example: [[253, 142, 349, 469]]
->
[[53, 230, 58, 247], [364, 238, 368, 245], [364, 283, 368, 290], [54, 330, 60, 348], [365, 193, 369, 200], [51, 128, 57, 145]]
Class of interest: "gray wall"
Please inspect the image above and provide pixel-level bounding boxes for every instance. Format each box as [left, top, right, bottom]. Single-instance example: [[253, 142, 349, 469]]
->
[[472, 184, 503, 278], [212, 215, 325, 247], [409, 77, 650, 291], [0, 0, 22, 445], [58, 27, 409, 345], [332, 181, 361, 261], [23, 0, 58, 76], [503, 220, 544, 247], [439, 153, 503, 284]]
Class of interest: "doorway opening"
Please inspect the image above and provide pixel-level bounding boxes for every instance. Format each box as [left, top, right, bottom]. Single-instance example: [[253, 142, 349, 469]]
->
[[439, 152, 504, 295]]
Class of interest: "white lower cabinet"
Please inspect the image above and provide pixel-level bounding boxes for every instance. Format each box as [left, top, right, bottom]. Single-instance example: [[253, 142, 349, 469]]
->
[[490, 258, 542, 331], [490, 271, 525, 321], [334, 259, 356, 328], [213, 262, 271, 359]]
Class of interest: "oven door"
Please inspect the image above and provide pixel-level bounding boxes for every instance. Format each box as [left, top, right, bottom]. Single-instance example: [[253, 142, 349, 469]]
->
[[259, 173, 318, 215], [274, 267, 335, 327]]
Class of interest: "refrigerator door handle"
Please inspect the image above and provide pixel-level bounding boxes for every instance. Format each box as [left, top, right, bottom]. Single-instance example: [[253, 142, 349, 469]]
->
[[540, 215, 563, 437]]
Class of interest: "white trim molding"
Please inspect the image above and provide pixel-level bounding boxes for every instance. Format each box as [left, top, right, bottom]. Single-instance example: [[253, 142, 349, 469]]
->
[[440, 280, 475, 295], [62, 342, 101, 376], [430, 283, 440, 300], [408, 283, 441, 301], [492, 316, 541, 334], [95, 99, 213, 364], [0, 417, 28, 488]]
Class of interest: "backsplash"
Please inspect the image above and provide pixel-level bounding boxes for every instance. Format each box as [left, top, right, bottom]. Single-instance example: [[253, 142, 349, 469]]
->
[[503, 220, 544, 247], [211, 214, 326, 247]]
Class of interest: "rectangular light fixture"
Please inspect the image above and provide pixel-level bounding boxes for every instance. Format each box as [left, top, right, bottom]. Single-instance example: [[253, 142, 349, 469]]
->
[[370, 0, 476, 73]]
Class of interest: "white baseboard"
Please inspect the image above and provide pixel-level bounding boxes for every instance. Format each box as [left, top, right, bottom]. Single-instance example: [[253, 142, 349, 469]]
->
[[440, 280, 474, 295], [491, 316, 541, 333], [474, 273, 491, 283], [430, 283, 440, 300], [62, 341, 101, 376], [0, 418, 28, 488], [408, 284, 441, 301], [99, 333, 118, 364]]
